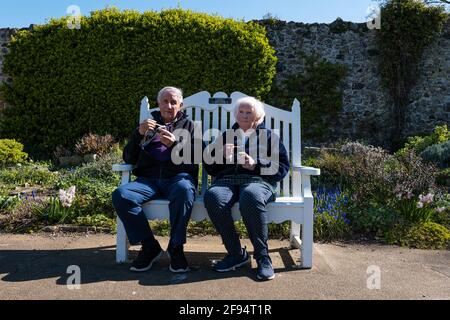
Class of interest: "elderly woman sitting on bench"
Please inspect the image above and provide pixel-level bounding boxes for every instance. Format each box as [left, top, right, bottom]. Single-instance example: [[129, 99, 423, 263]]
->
[[203, 96, 290, 281]]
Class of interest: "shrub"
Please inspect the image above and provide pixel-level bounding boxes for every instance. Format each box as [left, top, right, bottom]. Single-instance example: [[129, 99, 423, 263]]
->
[[395, 124, 449, 158], [0, 163, 58, 190], [0, 139, 28, 166], [53, 146, 72, 158], [348, 202, 399, 236], [1, 8, 277, 157], [336, 143, 437, 206], [75, 214, 116, 231], [436, 167, 450, 188], [268, 221, 290, 239], [309, 142, 440, 237], [393, 193, 436, 223], [385, 222, 450, 249], [57, 152, 121, 189], [421, 140, 450, 169], [432, 192, 450, 228], [150, 220, 171, 237], [56, 152, 121, 217], [0, 197, 46, 232], [187, 220, 218, 236], [305, 152, 350, 190], [336, 142, 396, 205], [0, 194, 22, 211], [390, 151, 438, 198], [74, 133, 118, 156]]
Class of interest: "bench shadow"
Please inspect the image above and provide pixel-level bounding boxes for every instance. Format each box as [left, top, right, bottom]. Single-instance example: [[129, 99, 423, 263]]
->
[[0, 245, 304, 286]]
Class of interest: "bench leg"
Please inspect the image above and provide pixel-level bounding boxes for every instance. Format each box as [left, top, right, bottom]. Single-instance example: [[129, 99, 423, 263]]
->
[[116, 216, 129, 263], [301, 206, 313, 269], [290, 221, 301, 249]]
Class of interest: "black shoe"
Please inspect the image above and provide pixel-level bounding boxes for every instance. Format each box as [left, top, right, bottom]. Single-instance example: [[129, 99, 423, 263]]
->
[[130, 243, 163, 272], [167, 245, 189, 273]]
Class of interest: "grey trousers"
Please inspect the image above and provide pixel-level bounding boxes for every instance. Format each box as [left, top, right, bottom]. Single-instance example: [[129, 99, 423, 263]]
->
[[204, 182, 275, 261]]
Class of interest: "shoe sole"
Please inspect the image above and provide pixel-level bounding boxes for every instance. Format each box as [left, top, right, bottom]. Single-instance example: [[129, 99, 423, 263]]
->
[[169, 265, 190, 273], [214, 256, 250, 272], [129, 250, 164, 272], [167, 251, 190, 273], [257, 273, 276, 280]]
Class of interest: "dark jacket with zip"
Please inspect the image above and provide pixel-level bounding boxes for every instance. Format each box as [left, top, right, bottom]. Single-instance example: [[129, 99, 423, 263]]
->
[[203, 122, 290, 186], [123, 110, 199, 182]]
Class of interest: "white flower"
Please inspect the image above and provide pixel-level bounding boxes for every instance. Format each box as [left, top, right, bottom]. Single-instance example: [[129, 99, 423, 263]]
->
[[59, 186, 76, 208], [436, 207, 445, 213], [419, 193, 434, 204], [417, 202, 424, 209], [406, 191, 413, 200]]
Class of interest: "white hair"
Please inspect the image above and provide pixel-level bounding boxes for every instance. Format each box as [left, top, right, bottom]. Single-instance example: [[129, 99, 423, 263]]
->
[[234, 96, 265, 125], [157, 86, 183, 104]]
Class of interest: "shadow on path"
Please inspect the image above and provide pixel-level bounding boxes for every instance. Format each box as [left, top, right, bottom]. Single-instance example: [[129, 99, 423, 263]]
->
[[0, 245, 303, 286]]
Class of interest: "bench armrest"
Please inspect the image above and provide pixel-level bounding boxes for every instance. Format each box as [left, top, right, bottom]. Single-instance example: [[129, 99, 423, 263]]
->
[[292, 166, 320, 176], [112, 164, 135, 172], [112, 164, 135, 186]]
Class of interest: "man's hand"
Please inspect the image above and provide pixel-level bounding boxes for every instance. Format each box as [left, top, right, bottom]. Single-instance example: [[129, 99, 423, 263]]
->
[[158, 128, 176, 147], [139, 119, 157, 136], [239, 152, 256, 170]]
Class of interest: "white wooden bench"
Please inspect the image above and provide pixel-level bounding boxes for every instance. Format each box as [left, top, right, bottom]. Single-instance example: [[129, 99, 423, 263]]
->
[[112, 91, 320, 268]]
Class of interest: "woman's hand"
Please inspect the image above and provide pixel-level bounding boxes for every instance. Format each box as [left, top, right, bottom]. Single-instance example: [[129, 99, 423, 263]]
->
[[224, 144, 235, 161], [158, 128, 176, 147], [138, 119, 157, 136]]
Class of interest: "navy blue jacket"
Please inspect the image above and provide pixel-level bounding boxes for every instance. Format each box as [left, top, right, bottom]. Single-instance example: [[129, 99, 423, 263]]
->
[[203, 122, 290, 185]]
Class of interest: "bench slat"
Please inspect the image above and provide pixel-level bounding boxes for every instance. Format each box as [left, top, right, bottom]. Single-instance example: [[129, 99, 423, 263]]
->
[[282, 120, 291, 197], [142, 197, 305, 224]]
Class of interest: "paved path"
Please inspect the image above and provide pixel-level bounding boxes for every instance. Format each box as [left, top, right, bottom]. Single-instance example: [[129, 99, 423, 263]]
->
[[0, 233, 449, 299]]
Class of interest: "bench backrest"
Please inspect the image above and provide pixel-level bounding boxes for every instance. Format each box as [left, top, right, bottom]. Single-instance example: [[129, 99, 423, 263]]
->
[[141, 91, 302, 197]]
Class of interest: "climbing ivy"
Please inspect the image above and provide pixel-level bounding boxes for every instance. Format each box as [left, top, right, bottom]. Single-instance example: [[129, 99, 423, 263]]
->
[[377, 0, 447, 149], [267, 55, 347, 140]]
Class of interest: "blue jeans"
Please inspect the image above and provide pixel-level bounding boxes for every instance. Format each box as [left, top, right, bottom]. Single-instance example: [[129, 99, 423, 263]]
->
[[204, 182, 275, 261], [112, 173, 196, 246]]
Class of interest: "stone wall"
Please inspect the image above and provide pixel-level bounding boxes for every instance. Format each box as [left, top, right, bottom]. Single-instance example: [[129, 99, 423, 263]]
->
[[263, 17, 450, 147], [0, 19, 449, 147], [404, 19, 450, 138]]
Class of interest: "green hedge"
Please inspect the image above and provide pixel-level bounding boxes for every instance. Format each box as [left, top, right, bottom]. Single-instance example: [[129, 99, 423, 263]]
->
[[0, 8, 277, 157]]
